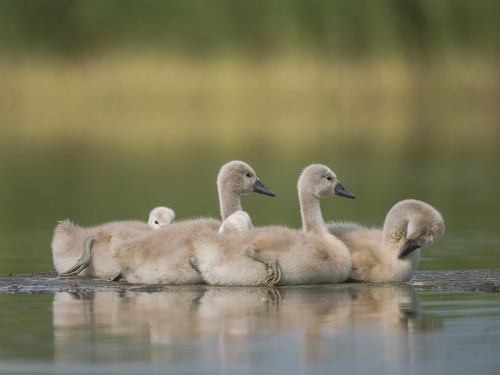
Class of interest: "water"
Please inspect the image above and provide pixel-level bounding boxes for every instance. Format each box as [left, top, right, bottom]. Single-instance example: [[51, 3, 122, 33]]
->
[[0, 285, 499, 374]]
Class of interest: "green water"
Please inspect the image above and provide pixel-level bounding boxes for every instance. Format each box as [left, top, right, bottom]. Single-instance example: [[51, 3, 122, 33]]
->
[[0, 286, 499, 374]]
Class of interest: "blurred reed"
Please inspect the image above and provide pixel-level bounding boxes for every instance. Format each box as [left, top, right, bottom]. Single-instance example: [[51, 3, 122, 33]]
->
[[1, 54, 498, 162]]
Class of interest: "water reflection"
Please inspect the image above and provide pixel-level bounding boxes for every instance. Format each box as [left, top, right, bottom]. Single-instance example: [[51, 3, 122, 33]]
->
[[53, 284, 442, 370]]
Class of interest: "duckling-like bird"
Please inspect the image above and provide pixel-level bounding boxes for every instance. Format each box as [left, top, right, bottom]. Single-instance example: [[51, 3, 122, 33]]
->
[[192, 164, 356, 287], [52, 206, 176, 278], [112, 160, 275, 284], [148, 206, 176, 228], [327, 199, 445, 282], [218, 210, 253, 234]]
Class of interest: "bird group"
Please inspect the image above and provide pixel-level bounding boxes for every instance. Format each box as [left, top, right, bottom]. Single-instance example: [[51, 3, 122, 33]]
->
[[51, 160, 445, 286]]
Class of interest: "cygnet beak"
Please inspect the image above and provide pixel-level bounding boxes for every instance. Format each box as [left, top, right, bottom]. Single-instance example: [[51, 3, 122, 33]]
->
[[252, 178, 276, 197], [398, 238, 421, 259], [334, 182, 356, 199]]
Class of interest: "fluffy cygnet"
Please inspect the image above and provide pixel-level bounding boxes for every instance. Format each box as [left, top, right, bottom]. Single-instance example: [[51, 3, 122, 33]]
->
[[52, 206, 175, 279], [192, 164, 356, 286], [328, 199, 445, 282], [112, 160, 275, 284], [218, 210, 253, 234], [148, 206, 176, 228]]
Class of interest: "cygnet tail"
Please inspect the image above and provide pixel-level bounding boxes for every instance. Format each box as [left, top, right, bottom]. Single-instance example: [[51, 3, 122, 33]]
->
[[54, 219, 78, 235], [51, 219, 81, 255]]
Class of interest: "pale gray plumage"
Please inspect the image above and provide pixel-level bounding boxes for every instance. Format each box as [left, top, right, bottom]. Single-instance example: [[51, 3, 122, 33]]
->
[[327, 199, 445, 282], [51, 206, 176, 278], [218, 210, 253, 234], [193, 164, 356, 286], [112, 160, 275, 284], [148, 206, 176, 228]]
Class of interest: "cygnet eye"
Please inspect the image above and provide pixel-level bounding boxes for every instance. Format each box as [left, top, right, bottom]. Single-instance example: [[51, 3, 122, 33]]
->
[[245, 172, 252, 178], [326, 176, 332, 181], [154, 220, 159, 225]]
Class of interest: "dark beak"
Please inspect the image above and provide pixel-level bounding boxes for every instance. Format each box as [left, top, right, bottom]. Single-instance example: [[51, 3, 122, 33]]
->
[[334, 182, 356, 199], [398, 239, 421, 259], [252, 178, 276, 197]]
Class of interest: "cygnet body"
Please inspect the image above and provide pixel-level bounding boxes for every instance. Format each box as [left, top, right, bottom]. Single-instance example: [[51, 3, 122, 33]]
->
[[218, 210, 253, 234], [193, 164, 356, 286], [328, 199, 445, 282], [113, 160, 275, 284], [51, 206, 176, 278]]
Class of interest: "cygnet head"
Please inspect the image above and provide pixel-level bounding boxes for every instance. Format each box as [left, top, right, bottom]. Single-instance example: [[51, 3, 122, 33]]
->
[[218, 210, 253, 234], [217, 160, 275, 197], [148, 206, 176, 229], [298, 164, 356, 200], [391, 199, 445, 259]]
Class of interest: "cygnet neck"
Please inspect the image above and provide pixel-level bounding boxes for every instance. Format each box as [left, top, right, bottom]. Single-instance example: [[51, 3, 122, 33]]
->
[[383, 204, 408, 239], [299, 189, 327, 235], [218, 187, 242, 221]]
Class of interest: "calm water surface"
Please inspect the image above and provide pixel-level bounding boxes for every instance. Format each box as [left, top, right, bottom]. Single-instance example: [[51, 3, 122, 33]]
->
[[0, 285, 499, 375]]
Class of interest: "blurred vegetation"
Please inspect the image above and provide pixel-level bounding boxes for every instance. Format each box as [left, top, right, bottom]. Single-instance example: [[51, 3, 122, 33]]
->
[[0, 0, 499, 272], [0, 0, 499, 58], [1, 0, 499, 156]]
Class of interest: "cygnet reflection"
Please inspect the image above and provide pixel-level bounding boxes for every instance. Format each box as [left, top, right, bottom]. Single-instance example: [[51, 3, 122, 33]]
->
[[52, 284, 442, 367]]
